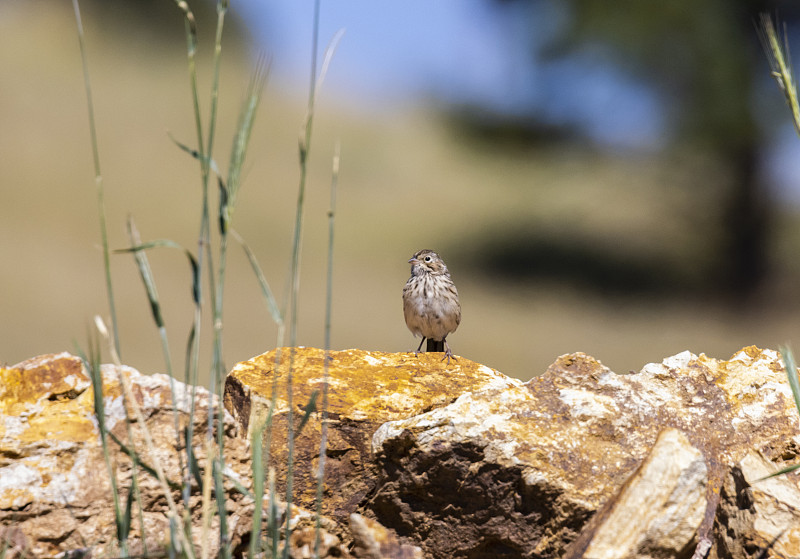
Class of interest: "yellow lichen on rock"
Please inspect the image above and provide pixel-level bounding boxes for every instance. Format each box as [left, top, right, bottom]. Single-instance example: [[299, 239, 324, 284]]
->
[[223, 347, 518, 526]]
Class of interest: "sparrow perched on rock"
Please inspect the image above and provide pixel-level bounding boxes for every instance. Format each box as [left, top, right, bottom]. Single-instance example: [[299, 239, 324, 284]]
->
[[402, 249, 461, 362]]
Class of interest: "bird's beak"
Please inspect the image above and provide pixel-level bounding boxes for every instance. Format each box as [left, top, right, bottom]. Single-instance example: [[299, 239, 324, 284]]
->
[[408, 257, 418, 264]]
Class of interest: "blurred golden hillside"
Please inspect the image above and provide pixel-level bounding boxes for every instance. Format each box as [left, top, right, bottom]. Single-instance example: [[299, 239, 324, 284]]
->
[[3, 2, 800, 381]]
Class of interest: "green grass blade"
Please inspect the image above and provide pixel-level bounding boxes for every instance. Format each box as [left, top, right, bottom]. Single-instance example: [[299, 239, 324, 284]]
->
[[230, 229, 283, 327], [754, 461, 800, 483], [108, 431, 183, 492], [95, 316, 196, 558], [268, 466, 279, 558], [206, 0, 227, 174], [119, 478, 134, 544], [113, 239, 199, 306], [115, 235, 201, 452], [261, 362, 280, 556], [315, 144, 339, 559], [125, 218, 166, 329], [249, 421, 266, 559], [284, 10, 344, 555], [170, 0, 202, 173], [285, 2, 322, 553], [324, 145, 339, 376], [213, 457, 231, 559], [224, 61, 268, 233], [183, 308, 200, 511], [168, 516, 180, 559], [171, 0, 220, 487], [167, 132, 223, 178], [0, 533, 15, 559], [196, 0, 228, 393], [780, 345, 800, 416], [217, 176, 229, 235], [184, 426, 203, 492], [187, 251, 200, 308], [210, 61, 268, 462], [131, 462, 148, 558], [226, 476, 253, 500], [170, 0, 215, 338], [296, 390, 319, 437], [314, 30, 345, 100], [71, 0, 120, 358], [125, 217, 185, 503], [758, 14, 800, 137], [75, 338, 125, 554], [114, 239, 184, 253], [753, 345, 800, 484], [184, 320, 198, 385]]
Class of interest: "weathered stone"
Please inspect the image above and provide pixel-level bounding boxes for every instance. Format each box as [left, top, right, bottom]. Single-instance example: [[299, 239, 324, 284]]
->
[[223, 347, 514, 527], [349, 513, 423, 559], [568, 427, 707, 558], [713, 451, 800, 558], [7, 345, 800, 558], [0, 526, 29, 559], [0, 352, 252, 558], [370, 346, 800, 558], [282, 503, 353, 558]]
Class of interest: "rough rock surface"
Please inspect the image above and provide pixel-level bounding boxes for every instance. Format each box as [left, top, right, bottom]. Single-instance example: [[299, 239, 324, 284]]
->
[[0, 353, 359, 558], [0, 352, 253, 557], [6, 346, 800, 558], [568, 427, 708, 558], [223, 347, 514, 527], [370, 346, 800, 558], [349, 513, 424, 559], [712, 451, 800, 559]]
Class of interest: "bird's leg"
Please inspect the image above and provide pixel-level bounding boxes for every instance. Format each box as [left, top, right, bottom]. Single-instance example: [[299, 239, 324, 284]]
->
[[426, 338, 445, 353], [441, 337, 457, 364], [414, 337, 426, 356]]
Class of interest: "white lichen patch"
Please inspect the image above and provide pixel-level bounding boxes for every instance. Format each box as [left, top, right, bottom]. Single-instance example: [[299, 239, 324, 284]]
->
[[640, 350, 697, 378], [11, 351, 74, 369], [0, 461, 40, 508], [372, 384, 533, 464], [476, 365, 523, 389], [558, 388, 618, 421], [359, 354, 384, 367]]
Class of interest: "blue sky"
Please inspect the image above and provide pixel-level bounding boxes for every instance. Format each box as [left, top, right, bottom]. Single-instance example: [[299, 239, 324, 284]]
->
[[236, 0, 665, 149], [235, 1, 800, 195], [240, 1, 529, 106]]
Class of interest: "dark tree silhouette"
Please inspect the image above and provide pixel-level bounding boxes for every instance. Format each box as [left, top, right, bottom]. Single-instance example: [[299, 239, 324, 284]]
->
[[488, 0, 796, 298]]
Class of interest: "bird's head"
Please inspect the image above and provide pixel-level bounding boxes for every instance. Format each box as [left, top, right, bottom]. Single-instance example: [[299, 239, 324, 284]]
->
[[409, 249, 447, 276]]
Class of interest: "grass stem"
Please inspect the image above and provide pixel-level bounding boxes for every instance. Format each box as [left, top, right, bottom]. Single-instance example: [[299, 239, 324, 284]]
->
[[315, 143, 339, 558], [759, 14, 800, 136], [71, 0, 120, 358], [95, 316, 196, 558]]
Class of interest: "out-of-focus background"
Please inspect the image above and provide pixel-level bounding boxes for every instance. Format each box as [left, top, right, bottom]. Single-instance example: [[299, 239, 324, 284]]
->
[[4, 0, 800, 381]]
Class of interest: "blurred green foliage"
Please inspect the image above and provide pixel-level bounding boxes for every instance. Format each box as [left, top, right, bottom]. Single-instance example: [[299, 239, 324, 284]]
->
[[473, 0, 795, 299]]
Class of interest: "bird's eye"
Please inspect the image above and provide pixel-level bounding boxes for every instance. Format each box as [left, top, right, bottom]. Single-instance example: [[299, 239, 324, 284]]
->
[[424, 256, 432, 262]]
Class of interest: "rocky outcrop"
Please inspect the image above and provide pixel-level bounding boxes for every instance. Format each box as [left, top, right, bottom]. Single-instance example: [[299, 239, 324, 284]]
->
[[349, 513, 423, 559], [0, 352, 253, 557], [0, 353, 354, 558], [223, 347, 514, 529], [713, 451, 800, 559], [227, 346, 800, 558], [4, 346, 800, 558], [566, 428, 708, 558]]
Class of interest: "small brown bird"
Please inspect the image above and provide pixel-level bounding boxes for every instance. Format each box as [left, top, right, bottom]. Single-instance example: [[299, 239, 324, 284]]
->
[[402, 249, 461, 362]]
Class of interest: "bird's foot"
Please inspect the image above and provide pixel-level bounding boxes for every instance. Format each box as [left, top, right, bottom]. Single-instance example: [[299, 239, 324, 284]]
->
[[441, 339, 457, 365]]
